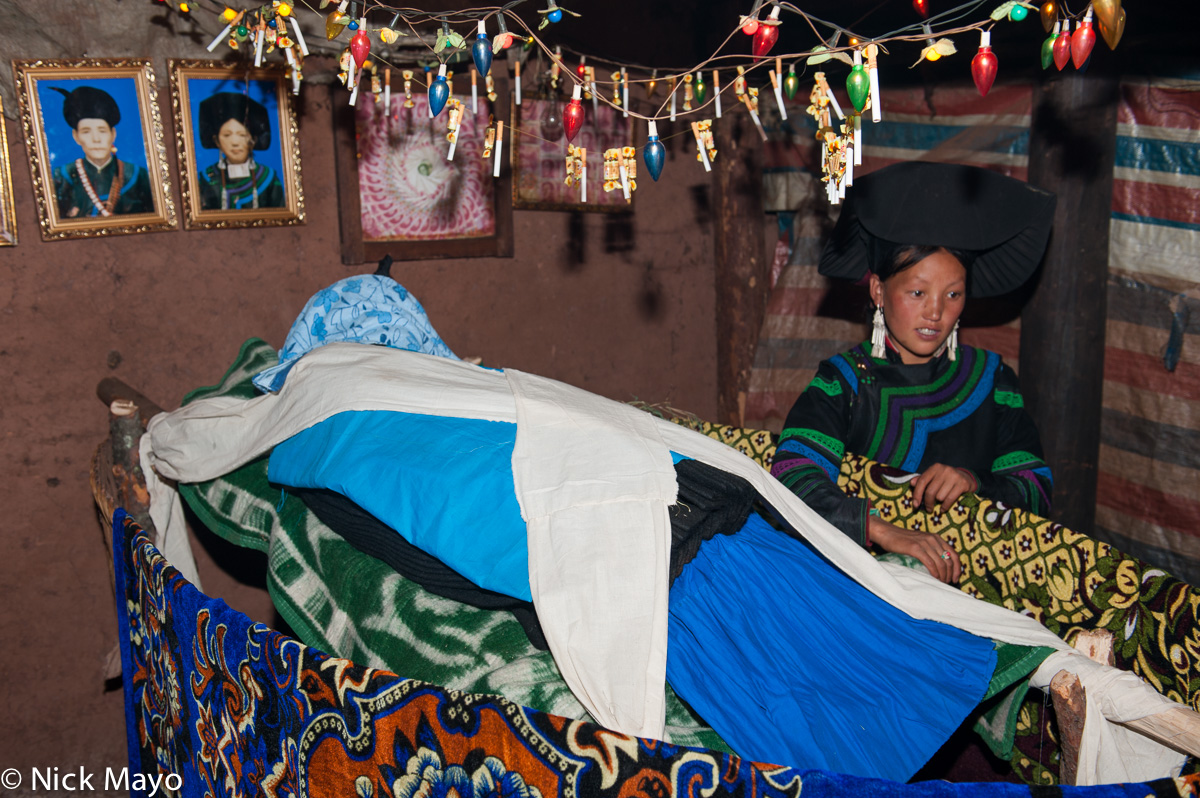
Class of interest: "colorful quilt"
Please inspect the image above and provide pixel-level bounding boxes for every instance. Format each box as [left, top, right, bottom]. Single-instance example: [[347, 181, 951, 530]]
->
[[115, 509, 1198, 797]]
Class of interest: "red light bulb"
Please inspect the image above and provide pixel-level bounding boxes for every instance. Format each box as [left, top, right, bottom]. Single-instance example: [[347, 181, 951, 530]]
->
[[752, 5, 780, 57], [1072, 11, 1096, 68], [971, 30, 998, 97], [1052, 22, 1072, 70], [350, 25, 370, 68], [741, 18, 759, 35], [576, 58, 587, 79], [563, 84, 584, 143], [913, 0, 930, 18]]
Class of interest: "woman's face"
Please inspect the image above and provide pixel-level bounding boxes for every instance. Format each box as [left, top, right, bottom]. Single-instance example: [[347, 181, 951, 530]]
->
[[869, 248, 967, 365], [215, 118, 254, 164]]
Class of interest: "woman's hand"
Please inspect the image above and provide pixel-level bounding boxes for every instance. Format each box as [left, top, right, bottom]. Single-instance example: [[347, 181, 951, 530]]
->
[[869, 517, 962, 584], [911, 463, 976, 512]]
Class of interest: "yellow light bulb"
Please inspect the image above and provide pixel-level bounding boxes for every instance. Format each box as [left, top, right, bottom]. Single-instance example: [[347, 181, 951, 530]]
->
[[925, 49, 941, 61], [276, 2, 292, 15], [849, 36, 860, 46], [222, 6, 236, 21], [180, 1, 189, 10]]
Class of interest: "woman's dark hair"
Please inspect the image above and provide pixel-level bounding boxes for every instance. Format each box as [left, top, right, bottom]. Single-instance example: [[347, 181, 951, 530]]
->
[[873, 243, 977, 282]]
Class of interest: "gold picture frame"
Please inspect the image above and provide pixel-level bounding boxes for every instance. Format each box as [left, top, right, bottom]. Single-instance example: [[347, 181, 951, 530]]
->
[[169, 60, 304, 230], [12, 58, 177, 241], [0, 96, 16, 246]]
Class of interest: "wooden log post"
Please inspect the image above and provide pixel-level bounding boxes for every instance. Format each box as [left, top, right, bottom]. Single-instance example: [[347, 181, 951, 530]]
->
[[712, 111, 769, 426], [1049, 670, 1086, 786], [1019, 66, 1120, 532]]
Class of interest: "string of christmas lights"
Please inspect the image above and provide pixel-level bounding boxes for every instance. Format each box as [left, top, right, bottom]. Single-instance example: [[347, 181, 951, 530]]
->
[[155, 0, 1127, 201]]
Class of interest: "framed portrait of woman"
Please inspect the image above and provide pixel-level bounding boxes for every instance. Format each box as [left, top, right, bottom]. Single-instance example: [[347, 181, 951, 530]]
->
[[169, 61, 304, 230], [12, 58, 177, 241]]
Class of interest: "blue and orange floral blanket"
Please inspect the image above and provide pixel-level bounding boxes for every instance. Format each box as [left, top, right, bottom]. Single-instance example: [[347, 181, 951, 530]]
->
[[114, 509, 1193, 797]]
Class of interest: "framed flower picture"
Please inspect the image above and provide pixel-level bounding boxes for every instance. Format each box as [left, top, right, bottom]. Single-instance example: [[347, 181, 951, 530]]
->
[[333, 70, 513, 263]]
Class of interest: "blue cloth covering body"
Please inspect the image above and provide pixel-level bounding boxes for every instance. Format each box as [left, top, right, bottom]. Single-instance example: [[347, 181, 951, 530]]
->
[[253, 275, 459, 393], [666, 511, 997, 781]]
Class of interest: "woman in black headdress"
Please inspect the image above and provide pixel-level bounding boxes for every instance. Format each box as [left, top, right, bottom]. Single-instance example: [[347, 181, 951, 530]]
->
[[771, 162, 1057, 582], [50, 85, 154, 218], [196, 92, 285, 211]]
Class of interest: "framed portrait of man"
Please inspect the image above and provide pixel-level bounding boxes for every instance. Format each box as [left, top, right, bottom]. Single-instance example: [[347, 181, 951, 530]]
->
[[169, 61, 304, 230], [12, 58, 176, 241]]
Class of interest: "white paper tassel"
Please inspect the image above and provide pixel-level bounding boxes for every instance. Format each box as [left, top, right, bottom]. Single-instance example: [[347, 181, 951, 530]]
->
[[254, 28, 265, 67], [290, 16, 309, 56], [206, 22, 234, 52], [621, 68, 629, 118], [713, 70, 722, 118], [493, 121, 504, 177], [853, 114, 863, 165]]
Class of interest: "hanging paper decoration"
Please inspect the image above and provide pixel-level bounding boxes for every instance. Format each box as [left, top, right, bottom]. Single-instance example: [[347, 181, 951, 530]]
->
[[565, 144, 587, 200], [971, 29, 998, 96], [813, 72, 844, 119], [485, 73, 498, 102], [690, 120, 717, 172], [1072, 8, 1096, 69], [735, 67, 768, 141], [644, 120, 665, 181], [683, 74, 694, 111], [603, 147, 637, 201], [482, 120, 497, 159], [445, 99, 465, 159], [402, 69, 415, 107]]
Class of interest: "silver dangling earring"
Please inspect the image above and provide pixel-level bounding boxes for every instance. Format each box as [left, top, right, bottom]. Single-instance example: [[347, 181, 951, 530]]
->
[[871, 305, 887, 358], [947, 320, 960, 362]]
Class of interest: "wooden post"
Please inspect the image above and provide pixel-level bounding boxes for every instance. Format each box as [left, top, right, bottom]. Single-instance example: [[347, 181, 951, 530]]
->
[[712, 111, 769, 426], [1019, 66, 1119, 532]]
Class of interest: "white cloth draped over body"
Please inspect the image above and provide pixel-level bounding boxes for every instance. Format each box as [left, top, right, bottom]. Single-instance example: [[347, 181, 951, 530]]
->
[[142, 343, 1186, 785]]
